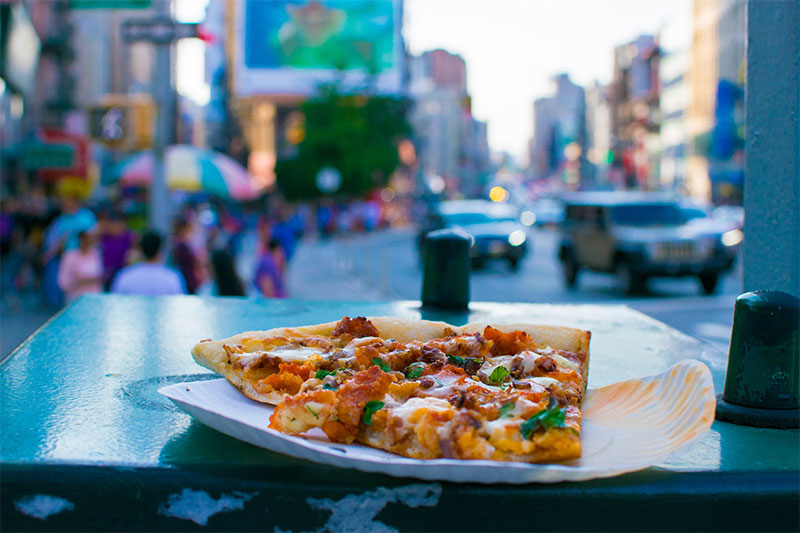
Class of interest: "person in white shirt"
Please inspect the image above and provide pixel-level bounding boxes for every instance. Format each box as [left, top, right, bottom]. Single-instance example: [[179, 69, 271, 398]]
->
[[111, 230, 186, 295]]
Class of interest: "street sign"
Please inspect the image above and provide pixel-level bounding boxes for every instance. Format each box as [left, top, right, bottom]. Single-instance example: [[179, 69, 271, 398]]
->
[[89, 106, 127, 143], [22, 143, 74, 171], [122, 18, 198, 45], [88, 94, 155, 150]]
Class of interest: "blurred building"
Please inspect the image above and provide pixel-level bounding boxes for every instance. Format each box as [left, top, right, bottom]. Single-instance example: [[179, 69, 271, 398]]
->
[[687, 0, 745, 204], [409, 49, 489, 197], [658, 13, 691, 195], [585, 82, 611, 187], [609, 35, 661, 190], [1, 0, 172, 196], [659, 48, 690, 194], [1, 1, 72, 145], [528, 73, 587, 188], [204, 0, 238, 157], [1, 0, 88, 193], [70, 6, 157, 109]]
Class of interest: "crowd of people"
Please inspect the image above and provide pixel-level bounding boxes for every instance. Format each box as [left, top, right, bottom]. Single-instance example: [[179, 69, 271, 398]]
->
[[0, 193, 306, 309], [0, 184, 419, 312]]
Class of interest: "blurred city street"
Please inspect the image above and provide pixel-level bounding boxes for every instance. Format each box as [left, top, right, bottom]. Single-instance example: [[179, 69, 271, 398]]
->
[[289, 227, 741, 353], [3, 225, 740, 360]]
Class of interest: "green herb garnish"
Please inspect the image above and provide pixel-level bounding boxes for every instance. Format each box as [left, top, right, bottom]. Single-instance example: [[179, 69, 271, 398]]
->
[[372, 357, 391, 372], [322, 383, 337, 390], [498, 401, 515, 418], [306, 405, 320, 419], [446, 354, 464, 366], [362, 400, 385, 425], [315, 368, 342, 380], [432, 377, 444, 387], [406, 362, 425, 379], [520, 402, 567, 439], [488, 366, 510, 384]]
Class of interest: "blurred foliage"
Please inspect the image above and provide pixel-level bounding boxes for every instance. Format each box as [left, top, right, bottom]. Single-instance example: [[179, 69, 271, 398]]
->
[[276, 84, 412, 201]]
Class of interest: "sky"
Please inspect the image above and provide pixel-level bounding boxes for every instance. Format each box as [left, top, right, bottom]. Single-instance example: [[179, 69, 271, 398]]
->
[[404, 0, 692, 160], [176, 0, 692, 161]]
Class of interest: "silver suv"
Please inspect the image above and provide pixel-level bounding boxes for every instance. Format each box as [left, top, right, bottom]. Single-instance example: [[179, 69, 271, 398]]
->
[[558, 192, 740, 294]]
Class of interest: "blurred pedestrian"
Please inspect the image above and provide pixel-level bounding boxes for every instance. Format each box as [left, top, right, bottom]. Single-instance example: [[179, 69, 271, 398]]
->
[[98, 210, 135, 291], [172, 218, 200, 294], [57, 229, 104, 304], [0, 197, 24, 309], [253, 239, 286, 298], [41, 196, 97, 308], [111, 230, 186, 295], [198, 249, 250, 297]]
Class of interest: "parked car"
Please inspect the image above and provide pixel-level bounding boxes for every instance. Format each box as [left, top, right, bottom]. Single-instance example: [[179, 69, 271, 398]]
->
[[418, 200, 529, 270], [525, 197, 565, 227], [558, 192, 740, 294]]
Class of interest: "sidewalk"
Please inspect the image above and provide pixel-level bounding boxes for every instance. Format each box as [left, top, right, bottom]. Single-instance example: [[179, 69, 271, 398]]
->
[[1, 290, 57, 360], [285, 232, 398, 301]]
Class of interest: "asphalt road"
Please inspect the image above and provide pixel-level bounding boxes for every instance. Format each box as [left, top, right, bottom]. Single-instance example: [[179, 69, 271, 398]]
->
[[300, 226, 742, 355]]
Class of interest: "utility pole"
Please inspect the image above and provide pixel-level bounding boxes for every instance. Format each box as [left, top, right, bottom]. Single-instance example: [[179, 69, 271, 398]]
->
[[150, 0, 174, 235], [121, 2, 198, 234]]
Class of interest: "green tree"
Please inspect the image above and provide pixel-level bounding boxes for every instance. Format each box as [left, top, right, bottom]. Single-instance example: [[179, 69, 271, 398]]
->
[[276, 84, 412, 201]]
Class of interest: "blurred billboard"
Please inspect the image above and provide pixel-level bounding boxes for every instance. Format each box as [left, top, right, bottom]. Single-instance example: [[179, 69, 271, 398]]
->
[[234, 0, 404, 97]]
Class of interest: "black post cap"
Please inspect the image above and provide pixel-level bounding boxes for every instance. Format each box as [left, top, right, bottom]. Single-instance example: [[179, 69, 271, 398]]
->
[[421, 228, 472, 310], [716, 290, 800, 428]]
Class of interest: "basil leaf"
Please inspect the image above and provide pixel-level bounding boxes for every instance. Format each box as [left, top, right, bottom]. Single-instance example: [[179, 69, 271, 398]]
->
[[315, 368, 342, 380], [362, 400, 385, 425], [488, 366, 510, 384], [446, 354, 464, 366], [498, 401, 515, 418], [306, 406, 319, 419], [372, 357, 391, 372], [520, 403, 567, 440], [322, 383, 337, 390], [406, 362, 425, 379]]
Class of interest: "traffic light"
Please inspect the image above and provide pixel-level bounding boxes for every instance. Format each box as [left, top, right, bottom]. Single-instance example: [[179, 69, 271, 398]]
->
[[88, 94, 155, 150]]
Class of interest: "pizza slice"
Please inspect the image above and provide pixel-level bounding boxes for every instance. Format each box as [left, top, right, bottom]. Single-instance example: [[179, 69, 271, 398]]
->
[[193, 316, 590, 463]]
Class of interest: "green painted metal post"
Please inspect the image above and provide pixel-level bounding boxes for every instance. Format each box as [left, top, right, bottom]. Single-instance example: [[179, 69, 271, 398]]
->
[[743, 1, 800, 298]]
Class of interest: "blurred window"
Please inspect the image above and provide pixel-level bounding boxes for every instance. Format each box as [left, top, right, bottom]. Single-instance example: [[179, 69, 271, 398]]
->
[[444, 213, 515, 226], [680, 206, 709, 221], [610, 204, 683, 226]]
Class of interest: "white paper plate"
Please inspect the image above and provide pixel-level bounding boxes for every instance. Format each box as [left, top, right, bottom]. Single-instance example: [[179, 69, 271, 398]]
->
[[159, 359, 715, 484]]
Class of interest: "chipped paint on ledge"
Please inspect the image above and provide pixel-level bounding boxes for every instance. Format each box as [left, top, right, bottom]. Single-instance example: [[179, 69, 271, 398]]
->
[[158, 489, 257, 526], [14, 495, 75, 520], [305, 483, 442, 533]]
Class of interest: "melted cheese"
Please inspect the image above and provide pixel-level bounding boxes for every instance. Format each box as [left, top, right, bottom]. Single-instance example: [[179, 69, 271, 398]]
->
[[528, 377, 561, 388], [260, 345, 323, 362], [232, 345, 324, 374], [390, 397, 452, 424], [485, 418, 515, 436], [549, 353, 579, 371]]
